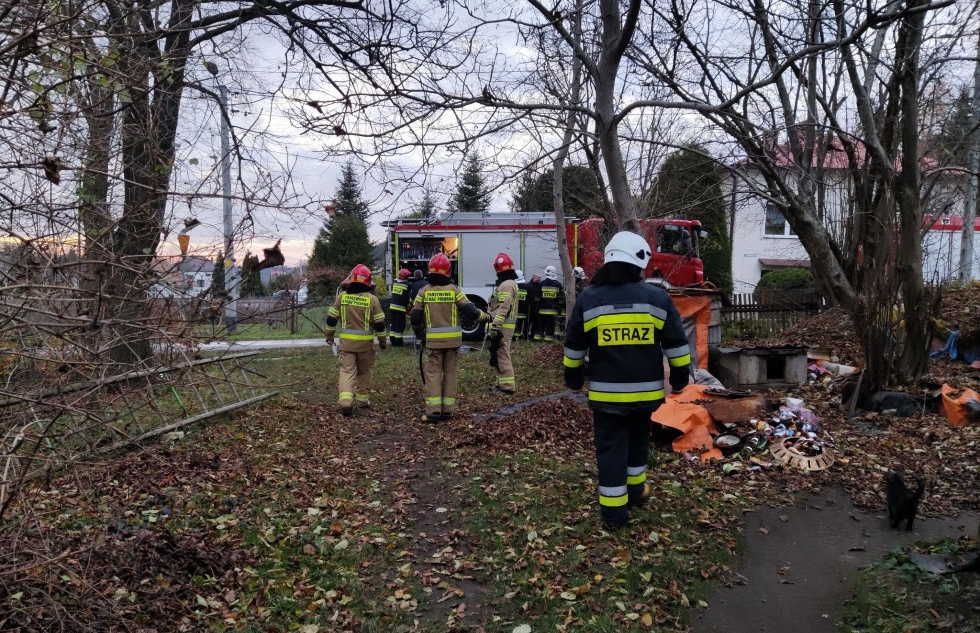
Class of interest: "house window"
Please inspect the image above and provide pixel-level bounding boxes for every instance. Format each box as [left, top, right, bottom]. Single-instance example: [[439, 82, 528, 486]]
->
[[765, 203, 795, 236]]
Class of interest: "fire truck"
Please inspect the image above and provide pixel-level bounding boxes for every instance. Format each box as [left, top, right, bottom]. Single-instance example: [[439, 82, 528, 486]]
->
[[382, 212, 705, 340]]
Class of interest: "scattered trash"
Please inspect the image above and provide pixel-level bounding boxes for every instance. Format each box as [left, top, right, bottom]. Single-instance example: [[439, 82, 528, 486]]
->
[[908, 550, 979, 575], [940, 384, 980, 427], [769, 436, 835, 471], [929, 329, 959, 361]]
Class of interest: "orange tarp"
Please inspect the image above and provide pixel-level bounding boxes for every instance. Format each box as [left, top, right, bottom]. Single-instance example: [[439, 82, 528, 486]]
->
[[669, 292, 713, 369], [651, 384, 724, 461], [941, 384, 980, 428]]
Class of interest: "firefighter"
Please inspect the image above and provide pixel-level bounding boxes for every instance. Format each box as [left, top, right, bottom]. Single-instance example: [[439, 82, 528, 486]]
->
[[408, 269, 426, 306], [488, 253, 519, 394], [410, 253, 491, 423], [389, 268, 412, 346], [529, 272, 542, 340], [325, 264, 388, 416], [573, 266, 588, 295], [563, 231, 693, 530], [515, 269, 532, 340], [534, 265, 564, 342]]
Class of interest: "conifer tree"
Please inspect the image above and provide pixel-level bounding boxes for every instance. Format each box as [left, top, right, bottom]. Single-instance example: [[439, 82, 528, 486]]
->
[[209, 253, 225, 298], [334, 162, 371, 222], [450, 153, 491, 213]]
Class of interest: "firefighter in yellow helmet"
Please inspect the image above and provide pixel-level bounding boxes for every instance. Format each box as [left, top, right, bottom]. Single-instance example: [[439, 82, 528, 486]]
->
[[325, 264, 388, 416], [409, 253, 491, 423], [487, 252, 519, 394], [563, 231, 692, 530]]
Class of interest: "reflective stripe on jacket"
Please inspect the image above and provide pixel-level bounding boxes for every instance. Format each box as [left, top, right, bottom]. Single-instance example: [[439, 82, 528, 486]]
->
[[389, 280, 411, 312], [537, 279, 563, 315], [489, 279, 518, 330], [563, 281, 691, 412], [410, 283, 478, 349], [325, 291, 386, 352]]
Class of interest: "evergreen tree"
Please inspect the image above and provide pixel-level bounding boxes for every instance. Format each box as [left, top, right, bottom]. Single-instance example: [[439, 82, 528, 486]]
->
[[510, 164, 603, 217], [240, 252, 263, 297], [334, 161, 371, 222], [409, 189, 438, 219], [936, 89, 973, 165], [645, 145, 733, 295], [307, 213, 373, 297], [450, 152, 491, 213], [209, 253, 225, 297]]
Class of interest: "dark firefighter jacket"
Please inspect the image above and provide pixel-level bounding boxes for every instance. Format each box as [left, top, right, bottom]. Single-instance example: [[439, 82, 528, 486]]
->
[[516, 281, 532, 319], [389, 279, 412, 313], [536, 279, 564, 316], [563, 279, 692, 413]]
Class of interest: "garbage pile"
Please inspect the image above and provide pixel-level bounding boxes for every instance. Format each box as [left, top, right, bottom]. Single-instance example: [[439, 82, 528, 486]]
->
[[651, 384, 836, 473], [711, 396, 836, 475]]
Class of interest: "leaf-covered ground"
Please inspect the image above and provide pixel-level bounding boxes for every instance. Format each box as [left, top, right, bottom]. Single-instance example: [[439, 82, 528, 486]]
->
[[3, 317, 979, 631]]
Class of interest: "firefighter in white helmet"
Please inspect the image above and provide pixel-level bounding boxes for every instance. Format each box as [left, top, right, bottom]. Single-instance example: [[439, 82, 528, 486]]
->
[[563, 231, 693, 530], [534, 265, 564, 341]]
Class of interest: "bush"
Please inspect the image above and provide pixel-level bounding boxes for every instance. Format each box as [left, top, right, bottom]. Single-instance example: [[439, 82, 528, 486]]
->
[[756, 267, 812, 289]]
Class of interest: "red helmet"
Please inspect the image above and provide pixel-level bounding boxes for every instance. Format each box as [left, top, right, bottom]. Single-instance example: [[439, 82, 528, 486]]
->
[[349, 264, 372, 285], [492, 252, 514, 273], [428, 253, 451, 276], [397, 268, 411, 280]]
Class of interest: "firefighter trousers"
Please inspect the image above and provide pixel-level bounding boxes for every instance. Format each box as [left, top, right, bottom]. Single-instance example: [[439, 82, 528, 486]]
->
[[389, 310, 407, 346], [592, 408, 655, 527], [338, 349, 376, 407], [424, 348, 458, 416], [535, 313, 557, 341], [495, 327, 516, 392], [516, 315, 530, 339]]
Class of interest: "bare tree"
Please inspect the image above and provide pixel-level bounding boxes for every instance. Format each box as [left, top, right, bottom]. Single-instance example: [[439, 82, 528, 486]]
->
[[626, 0, 976, 390]]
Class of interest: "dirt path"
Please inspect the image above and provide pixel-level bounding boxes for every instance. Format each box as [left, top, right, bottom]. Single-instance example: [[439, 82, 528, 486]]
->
[[693, 486, 980, 633], [355, 408, 492, 630]]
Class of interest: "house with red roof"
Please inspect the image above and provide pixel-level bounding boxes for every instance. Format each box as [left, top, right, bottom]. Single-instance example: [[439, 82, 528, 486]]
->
[[722, 137, 974, 294]]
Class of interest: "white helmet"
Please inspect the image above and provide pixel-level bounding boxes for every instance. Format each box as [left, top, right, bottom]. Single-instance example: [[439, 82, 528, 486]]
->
[[573, 266, 585, 279], [604, 231, 652, 269], [544, 265, 558, 280], [515, 269, 526, 283]]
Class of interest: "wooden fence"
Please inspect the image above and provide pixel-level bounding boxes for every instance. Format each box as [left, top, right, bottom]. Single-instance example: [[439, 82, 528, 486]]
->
[[721, 293, 827, 334]]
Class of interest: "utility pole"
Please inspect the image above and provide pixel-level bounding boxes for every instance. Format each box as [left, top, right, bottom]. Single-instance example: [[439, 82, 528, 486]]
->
[[217, 83, 237, 331], [959, 31, 980, 283]]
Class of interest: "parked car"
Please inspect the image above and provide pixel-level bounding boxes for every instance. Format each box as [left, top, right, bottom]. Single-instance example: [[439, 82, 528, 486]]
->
[[272, 289, 296, 301]]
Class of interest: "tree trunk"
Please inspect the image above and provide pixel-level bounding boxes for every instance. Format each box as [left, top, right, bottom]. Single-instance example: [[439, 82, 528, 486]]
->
[[106, 0, 194, 367], [595, 0, 642, 233], [553, 0, 584, 314]]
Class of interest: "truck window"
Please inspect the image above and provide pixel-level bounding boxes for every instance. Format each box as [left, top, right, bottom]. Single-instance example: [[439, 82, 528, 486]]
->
[[656, 226, 694, 256]]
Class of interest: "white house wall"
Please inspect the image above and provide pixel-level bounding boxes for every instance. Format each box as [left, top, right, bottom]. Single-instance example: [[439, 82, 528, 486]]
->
[[725, 167, 975, 294], [922, 228, 980, 283]]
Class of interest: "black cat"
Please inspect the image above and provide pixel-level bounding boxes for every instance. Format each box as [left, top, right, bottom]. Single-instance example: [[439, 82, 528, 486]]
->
[[886, 471, 925, 531]]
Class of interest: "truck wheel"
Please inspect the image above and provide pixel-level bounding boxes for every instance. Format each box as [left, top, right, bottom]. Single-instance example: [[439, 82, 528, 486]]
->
[[461, 296, 488, 342]]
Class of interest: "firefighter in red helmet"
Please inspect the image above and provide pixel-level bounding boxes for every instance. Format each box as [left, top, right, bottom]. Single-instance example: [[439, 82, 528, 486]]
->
[[487, 252, 519, 394], [388, 268, 412, 346], [409, 253, 491, 422], [325, 264, 388, 416]]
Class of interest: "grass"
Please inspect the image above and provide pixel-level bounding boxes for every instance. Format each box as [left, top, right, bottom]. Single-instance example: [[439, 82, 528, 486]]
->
[[15, 342, 977, 632], [195, 305, 332, 341], [839, 538, 980, 633]]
